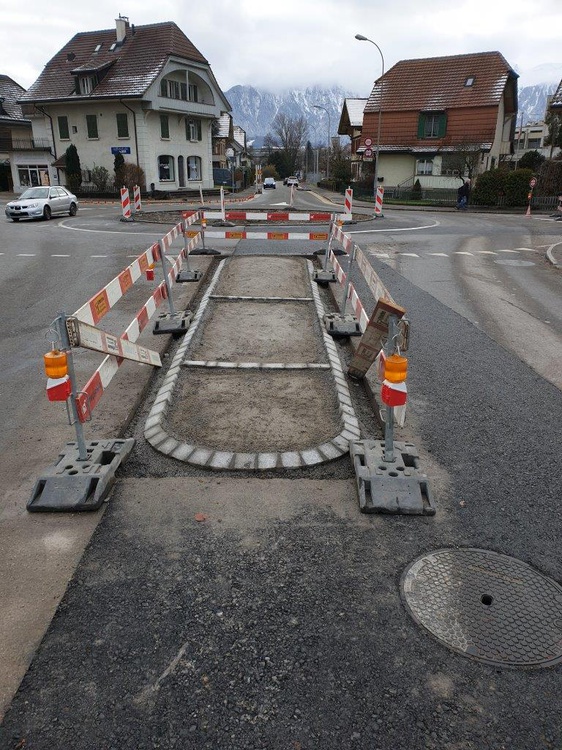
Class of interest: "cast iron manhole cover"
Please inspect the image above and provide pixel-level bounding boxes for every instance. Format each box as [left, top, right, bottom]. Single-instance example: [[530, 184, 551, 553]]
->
[[401, 548, 562, 667]]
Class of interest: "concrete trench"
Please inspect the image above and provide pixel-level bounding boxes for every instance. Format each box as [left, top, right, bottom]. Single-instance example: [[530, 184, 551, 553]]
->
[[144, 255, 361, 470]]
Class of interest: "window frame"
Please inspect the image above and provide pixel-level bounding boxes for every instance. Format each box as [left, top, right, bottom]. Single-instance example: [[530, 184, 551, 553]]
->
[[416, 158, 434, 176], [86, 114, 99, 139], [418, 111, 447, 139], [160, 114, 170, 140], [58, 115, 70, 140], [116, 112, 129, 139], [186, 155, 202, 181], [158, 154, 175, 182]]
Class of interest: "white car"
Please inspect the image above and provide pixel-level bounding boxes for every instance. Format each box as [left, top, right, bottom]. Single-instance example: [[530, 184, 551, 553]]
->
[[286, 176, 299, 187], [5, 186, 79, 222]]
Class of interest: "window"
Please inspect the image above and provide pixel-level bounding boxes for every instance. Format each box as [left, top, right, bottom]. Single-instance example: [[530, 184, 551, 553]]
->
[[160, 114, 170, 139], [58, 116, 69, 140], [79, 75, 96, 95], [464, 76, 475, 87], [86, 114, 98, 139], [116, 113, 129, 138], [188, 84, 198, 102], [18, 165, 50, 187], [158, 155, 174, 181], [160, 78, 189, 101], [416, 158, 433, 175], [186, 119, 202, 141], [418, 112, 447, 139], [187, 156, 201, 180], [527, 138, 542, 149]]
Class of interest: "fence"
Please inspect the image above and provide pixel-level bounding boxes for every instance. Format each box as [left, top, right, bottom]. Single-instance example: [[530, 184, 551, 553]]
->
[[28, 212, 205, 512]]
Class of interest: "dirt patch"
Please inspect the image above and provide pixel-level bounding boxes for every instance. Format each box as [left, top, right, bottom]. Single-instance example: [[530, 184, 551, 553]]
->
[[214, 256, 311, 298], [166, 369, 341, 452], [189, 300, 327, 363]]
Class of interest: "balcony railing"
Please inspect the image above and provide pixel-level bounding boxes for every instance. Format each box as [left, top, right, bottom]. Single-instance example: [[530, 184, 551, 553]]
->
[[0, 138, 52, 152]]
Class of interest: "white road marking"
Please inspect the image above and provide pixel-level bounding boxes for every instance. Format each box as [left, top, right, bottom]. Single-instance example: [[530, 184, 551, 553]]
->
[[17, 253, 35, 256], [349, 219, 440, 234], [454, 251, 474, 255], [429, 253, 448, 256], [498, 249, 519, 253], [477, 251, 497, 254], [370, 252, 390, 258], [399, 252, 420, 257], [51, 254, 70, 257]]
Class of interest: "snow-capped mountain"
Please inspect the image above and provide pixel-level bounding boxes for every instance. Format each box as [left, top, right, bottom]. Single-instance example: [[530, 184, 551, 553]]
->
[[516, 63, 562, 123], [225, 84, 359, 145]]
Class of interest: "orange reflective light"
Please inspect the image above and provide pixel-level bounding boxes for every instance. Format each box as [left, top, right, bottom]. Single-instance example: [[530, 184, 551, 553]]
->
[[44, 349, 68, 379], [384, 353, 408, 383]]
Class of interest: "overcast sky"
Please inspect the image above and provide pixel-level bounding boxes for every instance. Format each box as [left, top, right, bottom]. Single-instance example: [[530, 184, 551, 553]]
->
[[3, 0, 562, 95]]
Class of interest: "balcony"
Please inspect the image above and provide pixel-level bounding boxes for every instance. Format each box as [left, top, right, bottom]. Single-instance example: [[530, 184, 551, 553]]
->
[[0, 138, 52, 152]]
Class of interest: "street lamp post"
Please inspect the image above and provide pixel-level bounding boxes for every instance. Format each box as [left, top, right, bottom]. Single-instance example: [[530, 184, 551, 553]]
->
[[355, 34, 385, 208], [313, 104, 330, 180]]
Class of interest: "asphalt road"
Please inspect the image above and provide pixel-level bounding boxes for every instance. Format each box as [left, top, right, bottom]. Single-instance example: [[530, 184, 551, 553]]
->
[[0, 187, 561, 748]]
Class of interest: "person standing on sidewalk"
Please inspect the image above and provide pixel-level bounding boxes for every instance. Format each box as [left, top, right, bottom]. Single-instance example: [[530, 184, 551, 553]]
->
[[456, 180, 471, 210]]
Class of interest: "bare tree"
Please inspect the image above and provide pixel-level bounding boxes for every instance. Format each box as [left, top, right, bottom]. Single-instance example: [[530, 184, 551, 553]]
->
[[269, 113, 308, 175]]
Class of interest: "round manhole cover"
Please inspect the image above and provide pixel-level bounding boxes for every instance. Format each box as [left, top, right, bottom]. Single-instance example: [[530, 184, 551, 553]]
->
[[401, 548, 562, 667]]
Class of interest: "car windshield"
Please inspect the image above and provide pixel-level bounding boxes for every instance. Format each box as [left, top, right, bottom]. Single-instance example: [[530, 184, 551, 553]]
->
[[19, 188, 50, 200]]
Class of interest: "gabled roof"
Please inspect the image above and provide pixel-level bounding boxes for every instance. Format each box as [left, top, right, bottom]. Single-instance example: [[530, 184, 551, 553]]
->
[[0, 75, 29, 121], [551, 79, 562, 109], [345, 98, 368, 127], [233, 125, 246, 149], [19, 21, 210, 102], [365, 51, 517, 113], [214, 113, 232, 138]]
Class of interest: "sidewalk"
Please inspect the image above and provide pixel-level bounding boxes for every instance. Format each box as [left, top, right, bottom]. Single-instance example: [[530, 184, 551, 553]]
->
[[1, 245, 560, 749]]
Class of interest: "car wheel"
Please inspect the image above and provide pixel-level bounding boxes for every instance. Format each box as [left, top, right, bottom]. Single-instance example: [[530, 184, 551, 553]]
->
[[11, 218, 20, 222], [43, 205, 51, 220], [69, 203, 77, 216]]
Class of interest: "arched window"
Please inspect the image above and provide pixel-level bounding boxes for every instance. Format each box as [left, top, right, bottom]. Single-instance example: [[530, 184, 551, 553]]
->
[[158, 155, 175, 182], [187, 156, 202, 181]]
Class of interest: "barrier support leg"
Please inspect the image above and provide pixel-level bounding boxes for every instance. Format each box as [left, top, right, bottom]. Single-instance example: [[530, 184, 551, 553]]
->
[[314, 220, 337, 286], [176, 219, 202, 282], [153, 240, 192, 335], [58, 312, 88, 461], [323, 246, 361, 338]]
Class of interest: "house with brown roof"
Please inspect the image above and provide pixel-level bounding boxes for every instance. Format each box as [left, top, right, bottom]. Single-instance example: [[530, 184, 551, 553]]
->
[[337, 98, 368, 181], [354, 51, 518, 192], [18, 16, 231, 193], [0, 75, 53, 191]]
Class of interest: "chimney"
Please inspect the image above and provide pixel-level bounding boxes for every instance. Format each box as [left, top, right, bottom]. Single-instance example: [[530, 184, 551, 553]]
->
[[115, 15, 129, 43]]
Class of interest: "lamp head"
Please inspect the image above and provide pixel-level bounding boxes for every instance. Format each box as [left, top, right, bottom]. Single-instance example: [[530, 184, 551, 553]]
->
[[355, 34, 368, 41]]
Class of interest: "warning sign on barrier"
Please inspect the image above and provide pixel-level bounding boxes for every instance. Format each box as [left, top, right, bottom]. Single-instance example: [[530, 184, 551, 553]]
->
[[348, 299, 406, 379]]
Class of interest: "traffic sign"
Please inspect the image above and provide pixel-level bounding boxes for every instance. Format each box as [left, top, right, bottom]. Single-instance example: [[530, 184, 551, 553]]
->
[[364, 149, 373, 158], [364, 138, 372, 147], [529, 178, 537, 188]]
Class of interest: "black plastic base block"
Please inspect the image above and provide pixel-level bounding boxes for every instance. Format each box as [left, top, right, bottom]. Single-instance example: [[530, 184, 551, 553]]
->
[[176, 269, 201, 283], [153, 310, 193, 335], [350, 439, 435, 516], [323, 312, 362, 338], [313, 269, 337, 286], [27, 438, 135, 512]]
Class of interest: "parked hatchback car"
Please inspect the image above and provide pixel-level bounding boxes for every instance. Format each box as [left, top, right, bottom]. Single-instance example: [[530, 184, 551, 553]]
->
[[5, 186, 79, 222], [263, 177, 276, 189]]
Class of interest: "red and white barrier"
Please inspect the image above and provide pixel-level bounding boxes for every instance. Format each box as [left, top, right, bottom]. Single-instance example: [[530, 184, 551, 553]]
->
[[133, 184, 141, 213], [202, 230, 329, 241], [375, 186, 384, 217], [344, 187, 353, 216], [71, 214, 204, 421], [120, 186, 131, 219], [183, 210, 333, 223]]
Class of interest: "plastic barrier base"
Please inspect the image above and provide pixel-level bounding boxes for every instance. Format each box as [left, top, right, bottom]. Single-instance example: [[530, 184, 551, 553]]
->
[[323, 313, 362, 338], [176, 269, 202, 283], [313, 269, 337, 286], [350, 439, 435, 516], [153, 310, 193, 336], [27, 439, 135, 512]]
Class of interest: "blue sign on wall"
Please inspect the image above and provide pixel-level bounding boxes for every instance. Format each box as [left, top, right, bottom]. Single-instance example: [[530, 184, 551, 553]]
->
[[111, 146, 131, 154]]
